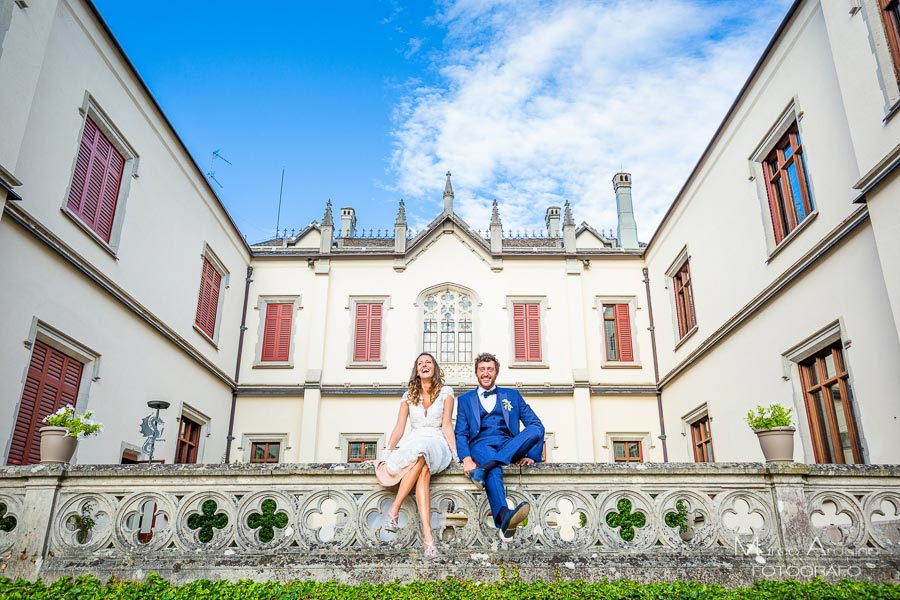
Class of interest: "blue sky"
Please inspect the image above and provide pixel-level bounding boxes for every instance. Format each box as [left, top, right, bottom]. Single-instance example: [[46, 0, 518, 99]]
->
[[93, 0, 793, 244]]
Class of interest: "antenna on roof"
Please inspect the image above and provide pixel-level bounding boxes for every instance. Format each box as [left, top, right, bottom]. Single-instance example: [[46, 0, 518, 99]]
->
[[208, 173, 224, 188], [206, 149, 233, 188], [275, 168, 285, 239]]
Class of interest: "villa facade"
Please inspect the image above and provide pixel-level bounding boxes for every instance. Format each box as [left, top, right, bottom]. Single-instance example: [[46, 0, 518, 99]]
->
[[1, 0, 899, 468]]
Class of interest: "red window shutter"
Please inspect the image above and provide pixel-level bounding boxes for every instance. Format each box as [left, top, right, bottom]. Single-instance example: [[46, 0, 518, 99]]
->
[[261, 303, 293, 362], [8, 341, 83, 466], [513, 303, 527, 362], [368, 303, 382, 362], [615, 304, 634, 362], [525, 303, 542, 362], [353, 303, 382, 362], [66, 117, 125, 243], [195, 258, 222, 338], [354, 303, 370, 362]]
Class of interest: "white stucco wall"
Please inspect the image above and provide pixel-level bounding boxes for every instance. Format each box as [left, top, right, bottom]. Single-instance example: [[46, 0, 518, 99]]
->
[[659, 226, 900, 464], [0, 223, 233, 464]]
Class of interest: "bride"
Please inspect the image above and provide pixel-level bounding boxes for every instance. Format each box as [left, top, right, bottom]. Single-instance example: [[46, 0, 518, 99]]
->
[[376, 352, 458, 558]]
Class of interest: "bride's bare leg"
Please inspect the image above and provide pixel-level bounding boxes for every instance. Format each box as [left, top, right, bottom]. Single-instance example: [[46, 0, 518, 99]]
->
[[415, 465, 433, 544], [390, 456, 426, 517]]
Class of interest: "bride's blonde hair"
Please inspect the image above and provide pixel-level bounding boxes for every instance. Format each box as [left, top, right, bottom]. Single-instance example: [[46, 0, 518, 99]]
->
[[406, 352, 444, 406]]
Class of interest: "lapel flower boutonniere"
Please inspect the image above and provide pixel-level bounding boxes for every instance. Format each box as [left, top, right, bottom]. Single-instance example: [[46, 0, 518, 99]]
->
[[502, 399, 513, 412]]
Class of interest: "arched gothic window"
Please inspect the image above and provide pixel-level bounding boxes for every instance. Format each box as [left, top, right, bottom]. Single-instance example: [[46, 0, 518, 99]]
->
[[420, 286, 477, 382]]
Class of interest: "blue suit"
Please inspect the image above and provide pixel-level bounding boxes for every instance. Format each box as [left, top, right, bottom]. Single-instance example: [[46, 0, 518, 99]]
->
[[455, 387, 544, 527]]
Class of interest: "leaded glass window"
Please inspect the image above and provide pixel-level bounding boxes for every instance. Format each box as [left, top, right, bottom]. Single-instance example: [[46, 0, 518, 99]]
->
[[421, 288, 474, 366]]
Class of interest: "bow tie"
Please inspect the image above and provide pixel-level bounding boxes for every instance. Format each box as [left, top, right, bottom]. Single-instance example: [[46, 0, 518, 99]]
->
[[483, 388, 498, 397]]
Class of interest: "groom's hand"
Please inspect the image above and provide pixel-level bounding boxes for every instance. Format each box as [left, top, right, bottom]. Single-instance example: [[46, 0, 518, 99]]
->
[[462, 456, 477, 474], [515, 457, 535, 466]]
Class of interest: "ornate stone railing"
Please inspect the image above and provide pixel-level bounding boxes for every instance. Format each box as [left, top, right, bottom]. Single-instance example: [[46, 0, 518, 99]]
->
[[0, 463, 898, 584]]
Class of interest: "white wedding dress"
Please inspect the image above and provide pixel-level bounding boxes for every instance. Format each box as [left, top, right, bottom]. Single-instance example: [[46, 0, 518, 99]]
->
[[384, 385, 454, 477]]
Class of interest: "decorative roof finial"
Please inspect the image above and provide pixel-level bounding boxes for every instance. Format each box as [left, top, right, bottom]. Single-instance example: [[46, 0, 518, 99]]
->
[[490, 199, 501, 226], [563, 199, 575, 226], [395, 199, 407, 226], [322, 199, 334, 227], [443, 171, 454, 200]]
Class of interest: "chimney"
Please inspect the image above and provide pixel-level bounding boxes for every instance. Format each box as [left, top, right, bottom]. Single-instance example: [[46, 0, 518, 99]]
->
[[613, 172, 638, 249], [340, 207, 356, 239], [545, 206, 561, 237]]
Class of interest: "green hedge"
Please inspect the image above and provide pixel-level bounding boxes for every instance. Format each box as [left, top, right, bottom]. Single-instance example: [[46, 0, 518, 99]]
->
[[0, 575, 898, 599]]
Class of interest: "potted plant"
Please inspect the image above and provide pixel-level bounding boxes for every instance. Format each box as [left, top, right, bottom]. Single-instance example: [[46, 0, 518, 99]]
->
[[40, 405, 103, 464], [746, 402, 795, 463]]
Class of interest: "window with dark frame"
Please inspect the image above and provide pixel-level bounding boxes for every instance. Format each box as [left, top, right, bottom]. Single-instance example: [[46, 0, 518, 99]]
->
[[673, 260, 697, 339], [799, 342, 863, 464], [175, 415, 201, 464], [250, 441, 281, 464], [763, 124, 815, 245], [66, 116, 125, 243], [602, 303, 634, 362], [613, 440, 643, 462], [691, 415, 714, 462], [347, 441, 377, 463], [195, 257, 222, 339], [881, 0, 900, 82]]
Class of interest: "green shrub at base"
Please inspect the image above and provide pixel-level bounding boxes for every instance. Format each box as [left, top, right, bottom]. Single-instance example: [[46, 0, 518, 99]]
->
[[0, 574, 898, 599]]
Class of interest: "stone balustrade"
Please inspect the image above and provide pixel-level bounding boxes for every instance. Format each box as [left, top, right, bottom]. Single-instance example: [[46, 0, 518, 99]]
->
[[0, 463, 898, 585]]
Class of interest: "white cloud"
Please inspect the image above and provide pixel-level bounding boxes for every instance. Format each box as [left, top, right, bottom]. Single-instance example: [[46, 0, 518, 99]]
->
[[404, 37, 425, 58], [389, 0, 792, 239]]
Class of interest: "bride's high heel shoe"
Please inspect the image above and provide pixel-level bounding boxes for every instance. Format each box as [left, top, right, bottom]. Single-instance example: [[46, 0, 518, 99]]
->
[[423, 539, 439, 558], [385, 512, 399, 533]]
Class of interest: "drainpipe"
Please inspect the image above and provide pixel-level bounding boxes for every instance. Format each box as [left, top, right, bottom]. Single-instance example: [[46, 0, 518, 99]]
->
[[225, 265, 253, 463], [643, 267, 668, 462]]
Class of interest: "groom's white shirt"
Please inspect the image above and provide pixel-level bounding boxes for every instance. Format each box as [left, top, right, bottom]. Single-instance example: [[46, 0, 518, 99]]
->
[[478, 386, 497, 413]]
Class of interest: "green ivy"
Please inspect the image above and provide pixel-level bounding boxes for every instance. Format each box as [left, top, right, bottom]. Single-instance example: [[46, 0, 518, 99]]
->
[[665, 499, 689, 533], [246, 498, 288, 543], [605, 498, 646, 541], [186, 500, 228, 543], [68, 501, 96, 545], [0, 502, 16, 533], [0, 575, 897, 599]]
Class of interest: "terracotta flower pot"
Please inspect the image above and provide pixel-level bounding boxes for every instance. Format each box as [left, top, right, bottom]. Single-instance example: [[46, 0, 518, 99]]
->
[[754, 426, 795, 463], [40, 426, 77, 464]]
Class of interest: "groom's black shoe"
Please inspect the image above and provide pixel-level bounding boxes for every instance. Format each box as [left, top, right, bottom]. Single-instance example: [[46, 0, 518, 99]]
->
[[467, 467, 486, 490], [500, 501, 530, 538]]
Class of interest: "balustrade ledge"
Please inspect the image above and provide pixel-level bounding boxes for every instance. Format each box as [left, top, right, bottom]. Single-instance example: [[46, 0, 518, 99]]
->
[[0, 461, 897, 585], [2, 461, 899, 481]]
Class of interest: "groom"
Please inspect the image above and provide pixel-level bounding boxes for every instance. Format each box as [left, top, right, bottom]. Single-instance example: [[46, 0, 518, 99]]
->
[[455, 352, 544, 537]]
